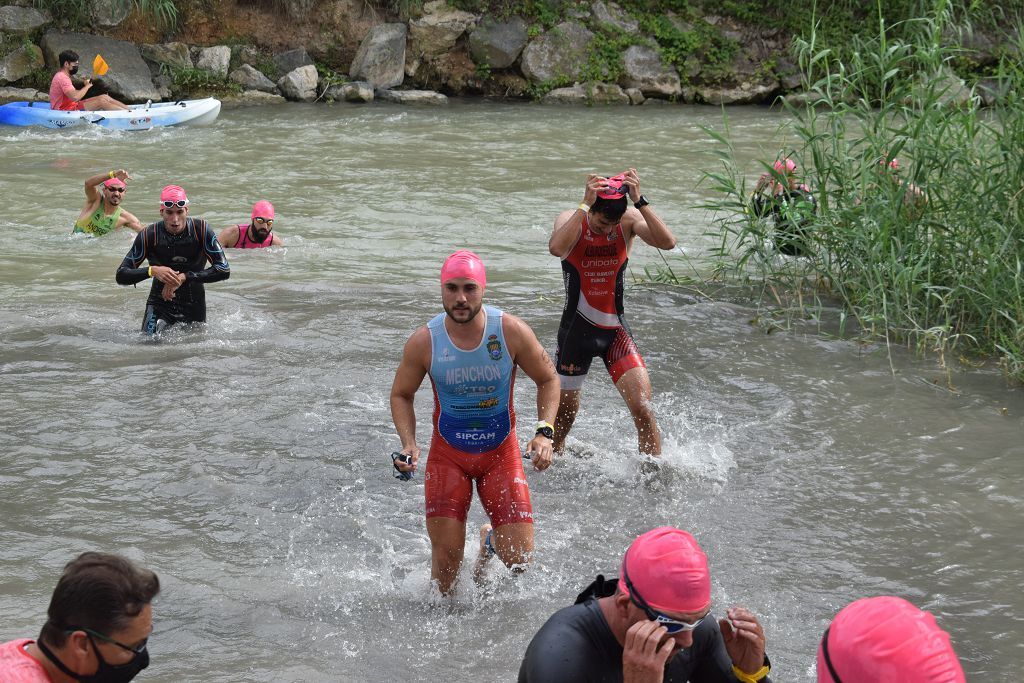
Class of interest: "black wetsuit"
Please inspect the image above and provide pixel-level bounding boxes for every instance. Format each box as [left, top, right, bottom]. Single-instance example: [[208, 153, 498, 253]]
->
[[518, 576, 772, 683], [115, 217, 230, 333], [751, 188, 817, 256]]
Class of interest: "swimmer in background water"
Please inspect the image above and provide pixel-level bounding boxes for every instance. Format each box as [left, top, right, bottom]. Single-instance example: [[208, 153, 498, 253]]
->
[[217, 200, 283, 248], [750, 157, 817, 256], [72, 169, 143, 236]]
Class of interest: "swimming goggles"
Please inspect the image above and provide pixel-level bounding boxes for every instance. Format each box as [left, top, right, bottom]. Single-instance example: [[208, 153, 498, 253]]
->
[[161, 199, 188, 208]]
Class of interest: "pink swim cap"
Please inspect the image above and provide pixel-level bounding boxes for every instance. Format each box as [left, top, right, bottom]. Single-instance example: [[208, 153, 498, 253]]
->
[[620, 527, 711, 614], [441, 250, 486, 287], [159, 185, 188, 205], [103, 177, 126, 189], [817, 596, 965, 683], [773, 158, 797, 174], [885, 158, 901, 171], [251, 200, 275, 220], [597, 173, 629, 199]]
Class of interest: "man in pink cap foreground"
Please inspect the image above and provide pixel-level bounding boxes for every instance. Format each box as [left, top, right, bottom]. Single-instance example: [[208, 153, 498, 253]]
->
[[218, 200, 283, 248], [71, 169, 142, 236], [115, 185, 230, 335], [818, 596, 965, 683], [549, 168, 678, 457], [519, 527, 771, 683], [390, 250, 560, 596]]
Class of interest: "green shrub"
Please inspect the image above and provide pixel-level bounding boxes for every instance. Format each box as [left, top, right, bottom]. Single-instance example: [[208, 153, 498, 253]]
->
[[696, 3, 1024, 379]]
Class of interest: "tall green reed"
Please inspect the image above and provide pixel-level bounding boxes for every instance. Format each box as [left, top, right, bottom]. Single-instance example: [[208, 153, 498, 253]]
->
[[699, 0, 1024, 380]]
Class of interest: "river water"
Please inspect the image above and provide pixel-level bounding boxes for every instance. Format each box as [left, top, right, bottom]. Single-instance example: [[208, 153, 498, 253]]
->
[[1, 102, 1020, 681]]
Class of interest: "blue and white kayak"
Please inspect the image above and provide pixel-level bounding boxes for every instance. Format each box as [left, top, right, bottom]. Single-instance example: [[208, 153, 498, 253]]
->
[[0, 97, 221, 130]]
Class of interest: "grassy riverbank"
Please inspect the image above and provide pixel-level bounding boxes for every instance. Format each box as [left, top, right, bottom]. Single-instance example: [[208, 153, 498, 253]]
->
[[695, 5, 1024, 382]]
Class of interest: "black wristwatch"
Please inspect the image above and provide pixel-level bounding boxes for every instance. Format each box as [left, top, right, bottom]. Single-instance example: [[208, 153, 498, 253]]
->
[[634, 195, 649, 209], [534, 421, 554, 440]]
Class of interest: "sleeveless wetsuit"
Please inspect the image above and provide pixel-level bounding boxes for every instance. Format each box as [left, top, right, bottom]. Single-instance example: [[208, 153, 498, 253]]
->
[[425, 305, 532, 527], [73, 202, 122, 236], [555, 217, 645, 391], [115, 217, 230, 334], [233, 223, 274, 248], [518, 576, 773, 683]]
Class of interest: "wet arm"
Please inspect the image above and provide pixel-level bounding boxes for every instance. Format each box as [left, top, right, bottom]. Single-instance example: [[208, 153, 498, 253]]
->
[[550, 209, 584, 258], [390, 328, 430, 451], [115, 231, 150, 285], [121, 210, 143, 233], [629, 206, 676, 250], [216, 225, 239, 248], [189, 223, 230, 284], [506, 316, 559, 424]]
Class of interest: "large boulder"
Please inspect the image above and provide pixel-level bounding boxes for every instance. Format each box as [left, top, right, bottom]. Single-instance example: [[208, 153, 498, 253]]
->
[[469, 17, 528, 69], [591, 0, 639, 34], [195, 45, 230, 77], [322, 80, 374, 102], [0, 43, 43, 85], [0, 86, 47, 103], [272, 48, 313, 76], [229, 64, 277, 93], [277, 64, 317, 101], [697, 81, 776, 105], [376, 88, 448, 104], [542, 81, 629, 105], [350, 23, 406, 89], [409, 0, 478, 59], [90, 0, 131, 28], [520, 21, 594, 84], [0, 5, 50, 34], [921, 67, 972, 107], [618, 45, 681, 98], [221, 90, 287, 107], [140, 42, 192, 73], [40, 32, 159, 103]]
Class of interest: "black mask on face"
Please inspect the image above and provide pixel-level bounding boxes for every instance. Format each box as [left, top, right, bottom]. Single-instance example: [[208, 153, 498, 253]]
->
[[38, 635, 150, 683], [70, 65, 79, 75]]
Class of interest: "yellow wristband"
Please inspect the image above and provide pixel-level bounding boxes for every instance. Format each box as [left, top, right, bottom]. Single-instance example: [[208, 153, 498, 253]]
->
[[732, 664, 770, 683], [578, 202, 590, 213], [148, 266, 153, 277], [109, 170, 115, 179]]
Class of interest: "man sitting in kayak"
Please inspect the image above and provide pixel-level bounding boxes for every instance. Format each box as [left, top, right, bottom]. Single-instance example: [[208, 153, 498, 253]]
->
[[217, 200, 283, 248], [49, 50, 130, 112], [73, 169, 143, 236]]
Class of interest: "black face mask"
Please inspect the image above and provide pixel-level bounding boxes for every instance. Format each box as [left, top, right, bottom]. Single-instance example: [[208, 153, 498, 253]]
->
[[70, 65, 79, 75], [38, 636, 150, 683]]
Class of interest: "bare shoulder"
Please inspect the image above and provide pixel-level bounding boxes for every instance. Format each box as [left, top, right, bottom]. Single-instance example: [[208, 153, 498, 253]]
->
[[501, 312, 539, 346], [217, 224, 240, 245], [403, 325, 432, 360], [554, 209, 577, 227]]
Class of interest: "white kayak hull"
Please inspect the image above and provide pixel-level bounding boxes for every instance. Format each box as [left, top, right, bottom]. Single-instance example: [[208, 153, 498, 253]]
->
[[0, 98, 221, 130]]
